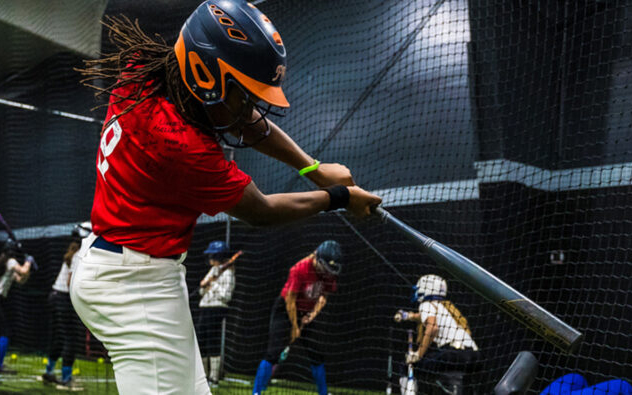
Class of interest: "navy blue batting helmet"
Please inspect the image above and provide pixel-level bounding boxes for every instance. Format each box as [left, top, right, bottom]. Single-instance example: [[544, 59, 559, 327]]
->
[[204, 240, 228, 256], [175, 0, 289, 108], [315, 240, 342, 276]]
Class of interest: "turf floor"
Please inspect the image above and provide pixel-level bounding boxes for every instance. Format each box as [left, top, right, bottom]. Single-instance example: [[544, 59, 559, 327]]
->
[[0, 353, 382, 394]]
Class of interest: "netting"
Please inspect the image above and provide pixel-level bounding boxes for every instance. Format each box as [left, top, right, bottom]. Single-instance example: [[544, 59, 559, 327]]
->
[[1, 0, 631, 394]]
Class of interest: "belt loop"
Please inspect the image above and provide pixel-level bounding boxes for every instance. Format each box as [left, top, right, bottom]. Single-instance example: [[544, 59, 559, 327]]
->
[[176, 252, 188, 265]]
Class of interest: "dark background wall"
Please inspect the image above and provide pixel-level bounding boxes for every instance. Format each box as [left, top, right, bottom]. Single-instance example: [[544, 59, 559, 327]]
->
[[1, 0, 631, 393]]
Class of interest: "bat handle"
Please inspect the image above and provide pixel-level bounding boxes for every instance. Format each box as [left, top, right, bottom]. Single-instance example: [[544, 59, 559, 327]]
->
[[372, 205, 389, 223]]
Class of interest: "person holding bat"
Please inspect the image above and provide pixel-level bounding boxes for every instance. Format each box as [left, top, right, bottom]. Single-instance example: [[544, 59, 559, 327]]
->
[[394, 274, 480, 395], [195, 240, 237, 387], [0, 240, 35, 375], [70, 0, 381, 393], [252, 240, 341, 395]]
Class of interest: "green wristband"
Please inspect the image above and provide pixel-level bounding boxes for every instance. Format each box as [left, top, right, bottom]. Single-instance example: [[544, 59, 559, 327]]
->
[[299, 160, 320, 176]]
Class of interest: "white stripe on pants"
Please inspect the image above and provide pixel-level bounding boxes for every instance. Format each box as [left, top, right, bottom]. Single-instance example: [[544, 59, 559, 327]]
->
[[69, 235, 210, 395]]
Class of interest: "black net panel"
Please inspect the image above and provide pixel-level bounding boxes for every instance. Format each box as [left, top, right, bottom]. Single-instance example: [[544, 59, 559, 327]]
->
[[0, 0, 631, 394]]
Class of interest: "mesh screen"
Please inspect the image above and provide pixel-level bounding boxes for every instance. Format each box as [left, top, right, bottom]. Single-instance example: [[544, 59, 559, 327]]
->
[[1, 0, 631, 394]]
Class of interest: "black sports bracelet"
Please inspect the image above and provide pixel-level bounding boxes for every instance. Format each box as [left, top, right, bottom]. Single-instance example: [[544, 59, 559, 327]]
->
[[324, 185, 350, 211]]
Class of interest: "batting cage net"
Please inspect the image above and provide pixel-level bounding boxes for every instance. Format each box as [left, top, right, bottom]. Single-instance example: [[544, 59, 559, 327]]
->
[[1, 0, 631, 394]]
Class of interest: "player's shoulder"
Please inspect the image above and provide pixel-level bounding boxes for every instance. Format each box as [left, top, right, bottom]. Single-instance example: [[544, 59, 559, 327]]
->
[[114, 92, 223, 160], [293, 257, 312, 270], [419, 300, 438, 314]]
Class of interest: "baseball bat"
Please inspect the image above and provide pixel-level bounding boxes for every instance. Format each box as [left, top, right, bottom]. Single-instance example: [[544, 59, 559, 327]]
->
[[0, 212, 38, 270], [212, 250, 243, 279], [404, 329, 417, 394], [0, 212, 22, 250], [373, 207, 583, 353], [194, 250, 243, 297]]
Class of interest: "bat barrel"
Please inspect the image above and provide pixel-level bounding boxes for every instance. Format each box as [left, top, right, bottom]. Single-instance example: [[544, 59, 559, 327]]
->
[[374, 207, 583, 353]]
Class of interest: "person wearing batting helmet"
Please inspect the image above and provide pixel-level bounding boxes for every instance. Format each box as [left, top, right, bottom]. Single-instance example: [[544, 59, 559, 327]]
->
[[40, 222, 91, 390], [394, 274, 480, 395], [253, 240, 342, 395], [195, 240, 235, 388], [70, 0, 381, 393], [0, 239, 35, 375]]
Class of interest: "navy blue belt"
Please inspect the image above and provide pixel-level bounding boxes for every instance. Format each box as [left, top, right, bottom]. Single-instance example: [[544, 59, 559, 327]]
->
[[91, 236, 181, 260]]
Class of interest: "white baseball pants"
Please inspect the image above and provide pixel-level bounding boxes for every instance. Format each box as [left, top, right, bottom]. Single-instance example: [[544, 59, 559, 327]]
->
[[69, 234, 210, 395]]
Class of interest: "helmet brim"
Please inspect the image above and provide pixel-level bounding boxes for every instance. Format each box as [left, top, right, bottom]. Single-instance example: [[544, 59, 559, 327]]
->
[[218, 58, 289, 108]]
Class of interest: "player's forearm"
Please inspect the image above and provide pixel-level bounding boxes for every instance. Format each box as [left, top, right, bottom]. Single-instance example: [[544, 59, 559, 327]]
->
[[417, 324, 437, 358], [13, 272, 27, 284], [243, 117, 314, 171], [239, 117, 342, 188], [285, 294, 299, 329], [15, 261, 31, 275], [417, 331, 434, 358], [310, 296, 327, 319], [228, 184, 330, 226], [200, 271, 213, 287]]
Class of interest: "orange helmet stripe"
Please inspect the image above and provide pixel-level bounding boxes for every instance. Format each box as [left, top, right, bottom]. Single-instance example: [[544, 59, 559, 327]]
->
[[218, 58, 289, 108], [175, 32, 204, 102]]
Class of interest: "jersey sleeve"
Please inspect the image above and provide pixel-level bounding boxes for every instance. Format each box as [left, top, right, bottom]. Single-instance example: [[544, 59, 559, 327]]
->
[[419, 301, 438, 324], [285, 265, 303, 294], [173, 143, 252, 216]]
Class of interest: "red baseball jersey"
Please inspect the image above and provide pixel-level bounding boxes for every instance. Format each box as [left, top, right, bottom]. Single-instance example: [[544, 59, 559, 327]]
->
[[281, 257, 337, 312], [91, 84, 251, 257]]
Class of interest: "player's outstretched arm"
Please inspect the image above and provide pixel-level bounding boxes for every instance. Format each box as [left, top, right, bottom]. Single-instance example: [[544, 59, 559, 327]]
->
[[226, 181, 381, 226], [238, 113, 355, 187]]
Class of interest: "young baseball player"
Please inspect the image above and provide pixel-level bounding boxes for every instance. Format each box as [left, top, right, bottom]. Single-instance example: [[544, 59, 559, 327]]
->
[[41, 222, 91, 390], [252, 240, 342, 395], [196, 240, 235, 387], [70, 1, 381, 394], [0, 240, 34, 375], [394, 274, 480, 395]]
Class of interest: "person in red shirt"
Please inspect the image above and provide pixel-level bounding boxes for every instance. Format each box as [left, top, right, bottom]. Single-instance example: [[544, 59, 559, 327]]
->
[[253, 240, 342, 395], [69, 1, 380, 394]]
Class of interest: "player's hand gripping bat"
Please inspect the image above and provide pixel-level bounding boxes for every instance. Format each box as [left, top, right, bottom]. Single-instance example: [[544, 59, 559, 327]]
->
[[268, 321, 306, 385], [372, 206, 583, 353]]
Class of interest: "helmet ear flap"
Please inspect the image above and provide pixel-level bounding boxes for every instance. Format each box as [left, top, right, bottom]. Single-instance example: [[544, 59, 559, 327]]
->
[[410, 285, 421, 304]]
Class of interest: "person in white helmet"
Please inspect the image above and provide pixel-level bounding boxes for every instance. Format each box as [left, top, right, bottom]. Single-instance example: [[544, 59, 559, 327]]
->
[[394, 274, 480, 395]]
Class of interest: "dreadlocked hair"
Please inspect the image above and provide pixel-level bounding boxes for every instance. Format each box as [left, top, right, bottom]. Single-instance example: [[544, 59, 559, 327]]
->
[[76, 15, 209, 131]]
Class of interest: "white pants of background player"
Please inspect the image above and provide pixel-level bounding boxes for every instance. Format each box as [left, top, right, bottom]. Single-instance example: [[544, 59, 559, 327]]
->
[[69, 234, 210, 395]]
